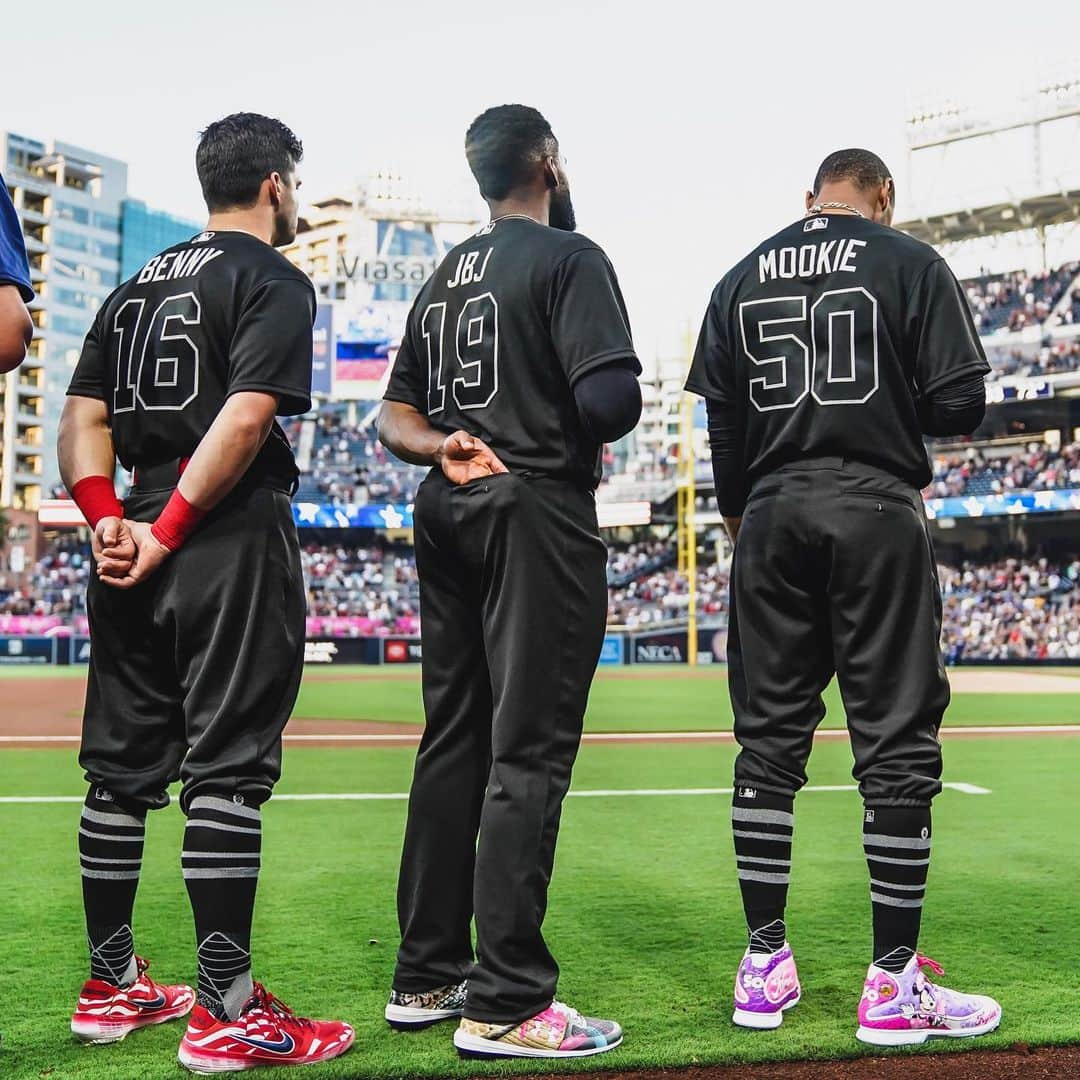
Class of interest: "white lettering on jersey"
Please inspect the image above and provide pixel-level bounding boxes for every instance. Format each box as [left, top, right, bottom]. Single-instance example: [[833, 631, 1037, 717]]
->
[[137, 247, 223, 285], [758, 238, 867, 284], [446, 247, 493, 289]]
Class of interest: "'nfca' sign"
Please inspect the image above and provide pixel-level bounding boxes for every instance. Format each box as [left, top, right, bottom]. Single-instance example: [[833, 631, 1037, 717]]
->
[[338, 255, 436, 284]]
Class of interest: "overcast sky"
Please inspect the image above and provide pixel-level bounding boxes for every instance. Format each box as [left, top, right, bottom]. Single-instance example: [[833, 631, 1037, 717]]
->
[[6, 1, 1080, 363]]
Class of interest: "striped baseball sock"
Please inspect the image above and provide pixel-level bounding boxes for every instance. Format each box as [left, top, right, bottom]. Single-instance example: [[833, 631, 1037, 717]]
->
[[732, 787, 794, 954], [79, 787, 145, 987], [183, 794, 262, 1020], [863, 806, 932, 974]]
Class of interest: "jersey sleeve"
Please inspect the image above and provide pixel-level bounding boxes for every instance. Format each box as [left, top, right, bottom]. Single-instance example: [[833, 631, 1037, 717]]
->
[[549, 247, 640, 384], [382, 304, 426, 411], [908, 258, 990, 394], [228, 277, 315, 416], [66, 307, 107, 401], [0, 178, 34, 303], [685, 281, 735, 403]]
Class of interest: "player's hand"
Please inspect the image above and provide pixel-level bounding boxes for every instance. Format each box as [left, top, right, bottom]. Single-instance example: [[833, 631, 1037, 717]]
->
[[92, 516, 136, 578], [436, 430, 509, 485], [97, 520, 172, 589]]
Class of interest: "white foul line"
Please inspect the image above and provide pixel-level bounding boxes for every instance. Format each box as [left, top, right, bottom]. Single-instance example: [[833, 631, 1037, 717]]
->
[[1, 724, 1077, 745], [0, 782, 990, 805]]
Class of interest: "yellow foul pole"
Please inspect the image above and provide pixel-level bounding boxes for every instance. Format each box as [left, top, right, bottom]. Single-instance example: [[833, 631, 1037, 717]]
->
[[677, 337, 698, 667]]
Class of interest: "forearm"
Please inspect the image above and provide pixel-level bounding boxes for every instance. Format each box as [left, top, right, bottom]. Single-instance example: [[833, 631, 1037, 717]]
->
[[723, 516, 743, 544], [176, 393, 276, 512], [57, 397, 116, 491], [376, 401, 445, 467]]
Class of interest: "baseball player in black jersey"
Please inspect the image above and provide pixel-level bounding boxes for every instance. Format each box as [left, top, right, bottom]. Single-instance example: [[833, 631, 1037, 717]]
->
[[686, 149, 1001, 1044], [377, 105, 641, 1059], [58, 113, 353, 1072]]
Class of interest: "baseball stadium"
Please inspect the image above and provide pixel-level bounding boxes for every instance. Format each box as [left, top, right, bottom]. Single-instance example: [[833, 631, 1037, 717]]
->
[[3, 25, 1080, 1080]]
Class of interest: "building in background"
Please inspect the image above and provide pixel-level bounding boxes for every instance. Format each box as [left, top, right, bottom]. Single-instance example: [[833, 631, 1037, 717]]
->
[[1, 132, 197, 506], [281, 172, 477, 402]]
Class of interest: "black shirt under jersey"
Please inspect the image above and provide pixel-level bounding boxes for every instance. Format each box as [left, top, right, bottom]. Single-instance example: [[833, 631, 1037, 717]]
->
[[685, 214, 989, 511], [383, 216, 639, 487], [68, 229, 315, 485]]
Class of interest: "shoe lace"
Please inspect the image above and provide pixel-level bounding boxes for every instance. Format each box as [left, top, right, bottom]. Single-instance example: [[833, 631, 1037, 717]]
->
[[550, 1000, 584, 1028], [245, 982, 315, 1031], [915, 954, 946, 978]]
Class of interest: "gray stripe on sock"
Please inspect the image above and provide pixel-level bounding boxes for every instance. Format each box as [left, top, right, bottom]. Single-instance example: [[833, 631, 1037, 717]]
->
[[81, 868, 142, 880], [81, 807, 144, 828], [736, 855, 791, 868], [80, 856, 142, 866], [866, 853, 931, 867], [182, 867, 260, 879], [870, 878, 926, 893], [184, 820, 261, 836], [733, 828, 794, 842], [78, 827, 144, 843], [189, 795, 261, 821], [863, 834, 931, 851], [870, 891, 925, 908], [732, 806, 794, 827], [181, 851, 261, 861], [738, 870, 791, 885]]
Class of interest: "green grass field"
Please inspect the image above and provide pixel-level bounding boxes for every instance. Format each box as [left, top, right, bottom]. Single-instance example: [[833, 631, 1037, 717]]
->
[[1, 668, 1078, 1079]]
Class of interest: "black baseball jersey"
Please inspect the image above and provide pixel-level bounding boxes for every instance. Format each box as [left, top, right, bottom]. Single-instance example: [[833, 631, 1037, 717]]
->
[[383, 216, 639, 487], [68, 230, 315, 485], [685, 214, 989, 497]]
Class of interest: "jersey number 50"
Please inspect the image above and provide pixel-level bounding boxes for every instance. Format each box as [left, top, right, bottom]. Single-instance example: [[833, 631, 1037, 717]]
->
[[421, 294, 499, 413], [739, 288, 879, 412], [111, 293, 200, 413]]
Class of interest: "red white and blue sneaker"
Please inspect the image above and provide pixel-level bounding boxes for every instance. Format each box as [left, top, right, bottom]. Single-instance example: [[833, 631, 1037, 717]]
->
[[453, 1000, 622, 1058], [71, 956, 195, 1043], [177, 983, 354, 1072], [732, 942, 801, 1029], [857, 953, 1002, 1046], [385, 981, 467, 1029]]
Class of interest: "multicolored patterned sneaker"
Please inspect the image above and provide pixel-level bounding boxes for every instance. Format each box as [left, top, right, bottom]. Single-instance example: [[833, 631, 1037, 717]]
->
[[384, 981, 467, 1029], [856, 953, 1002, 1046], [732, 942, 801, 1029], [453, 1000, 622, 1059], [177, 983, 354, 1072], [71, 956, 195, 1043]]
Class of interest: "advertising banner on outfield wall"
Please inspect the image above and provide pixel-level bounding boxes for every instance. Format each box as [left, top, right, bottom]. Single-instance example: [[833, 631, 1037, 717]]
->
[[629, 627, 728, 665], [303, 638, 380, 665], [0, 636, 56, 664], [598, 635, 625, 665], [311, 303, 334, 396], [383, 638, 422, 664]]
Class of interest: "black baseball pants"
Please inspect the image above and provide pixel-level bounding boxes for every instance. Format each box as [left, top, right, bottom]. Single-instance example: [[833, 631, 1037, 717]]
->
[[728, 457, 947, 807], [80, 484, 306, 813], [392, 469, 609, 1024]]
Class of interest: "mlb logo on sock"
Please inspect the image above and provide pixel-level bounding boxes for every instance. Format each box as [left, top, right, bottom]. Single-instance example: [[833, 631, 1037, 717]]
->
[[95, 787, 115, 803], [864, 810, 875, 823], [738, 786, 757, 800]]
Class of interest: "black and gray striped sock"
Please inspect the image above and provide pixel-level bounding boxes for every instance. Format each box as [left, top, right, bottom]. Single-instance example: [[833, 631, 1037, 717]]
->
[[79, 787, 145, 987], [732, 787, 794, 954], [182, 794, 262, 1020], [863, 806, 932, 974]]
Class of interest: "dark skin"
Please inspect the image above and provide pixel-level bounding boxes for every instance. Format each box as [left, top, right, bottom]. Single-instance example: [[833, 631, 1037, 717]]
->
[[721, 175, 896, 546], [377, 151, 572, 478]]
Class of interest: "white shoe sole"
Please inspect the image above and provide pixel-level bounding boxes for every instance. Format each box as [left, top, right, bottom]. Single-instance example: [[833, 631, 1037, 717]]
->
[[72, 1000, 194, 1044], [178, 1038, 353, 1073], [385, 1002, 464, 1029], [453, 1028, 623, 1059], [856, 1010, 1002, 1046], [732, 992, 801, 1030]]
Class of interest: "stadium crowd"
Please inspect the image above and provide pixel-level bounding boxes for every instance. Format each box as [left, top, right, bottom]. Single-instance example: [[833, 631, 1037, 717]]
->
[[7, 533, 1075, 661], [925, 442, 1080, 499], [961, 262, 1080, 334]]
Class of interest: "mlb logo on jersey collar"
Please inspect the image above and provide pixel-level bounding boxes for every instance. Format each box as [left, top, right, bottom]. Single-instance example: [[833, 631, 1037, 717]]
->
[[804, 217, 829, 232]]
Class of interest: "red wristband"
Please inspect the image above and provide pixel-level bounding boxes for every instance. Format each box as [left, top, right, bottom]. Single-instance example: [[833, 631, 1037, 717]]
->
[[150, 488, 206, 552], [71, 476, 124, 530]]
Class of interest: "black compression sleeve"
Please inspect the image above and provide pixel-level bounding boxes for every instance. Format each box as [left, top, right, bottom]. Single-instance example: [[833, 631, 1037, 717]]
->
[[706, 398, 749, 517], [573, 364, 642, 442], [917, 370, 987, 437]]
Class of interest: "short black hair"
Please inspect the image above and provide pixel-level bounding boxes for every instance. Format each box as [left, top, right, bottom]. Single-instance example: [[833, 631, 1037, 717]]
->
[[465, 105, 557, 201], [196, 112, 303, 211], [812, 148, 894, 203]]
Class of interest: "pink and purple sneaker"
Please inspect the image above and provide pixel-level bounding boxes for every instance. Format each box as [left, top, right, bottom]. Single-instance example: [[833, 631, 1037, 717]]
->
[[857, 953, 1002, 1046], [732, 942, 801, 1029]]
